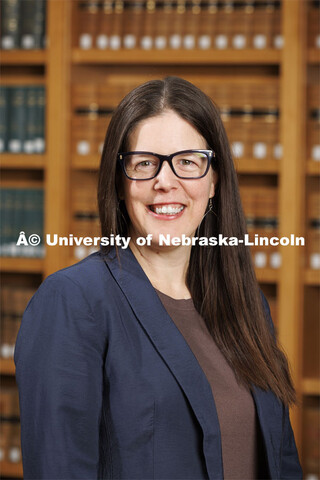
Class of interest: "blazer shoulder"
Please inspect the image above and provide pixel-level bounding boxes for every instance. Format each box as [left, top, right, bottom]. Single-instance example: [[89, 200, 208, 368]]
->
[[35, 251, 115, 308]]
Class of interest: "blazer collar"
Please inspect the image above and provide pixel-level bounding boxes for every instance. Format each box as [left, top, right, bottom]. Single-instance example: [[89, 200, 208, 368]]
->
[[102, 247, 282, 480]]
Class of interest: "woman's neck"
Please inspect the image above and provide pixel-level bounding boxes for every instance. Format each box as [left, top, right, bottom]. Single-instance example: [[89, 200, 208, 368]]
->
[[129, 239, 192, 300]]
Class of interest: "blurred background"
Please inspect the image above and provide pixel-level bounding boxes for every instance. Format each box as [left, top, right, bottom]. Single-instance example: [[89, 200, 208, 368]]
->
[[0, 0, 319, 478]]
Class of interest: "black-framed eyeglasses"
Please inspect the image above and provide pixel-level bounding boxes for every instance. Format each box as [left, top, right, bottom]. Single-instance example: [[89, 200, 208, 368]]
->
[[117, 149, 216, 180]]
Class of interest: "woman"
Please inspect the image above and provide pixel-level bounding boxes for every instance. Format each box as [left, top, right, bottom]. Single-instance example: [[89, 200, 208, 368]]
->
[[14, 77, 302, 479]]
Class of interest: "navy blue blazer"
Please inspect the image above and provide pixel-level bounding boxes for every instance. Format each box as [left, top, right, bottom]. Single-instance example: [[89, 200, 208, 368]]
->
[[14, 247, 302, 480]]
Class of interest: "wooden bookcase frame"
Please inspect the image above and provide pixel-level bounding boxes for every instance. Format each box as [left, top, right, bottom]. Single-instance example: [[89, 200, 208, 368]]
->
[[1, 0, 319, 476]]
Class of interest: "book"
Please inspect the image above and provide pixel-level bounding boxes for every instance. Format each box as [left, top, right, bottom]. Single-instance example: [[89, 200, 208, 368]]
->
[[0, 86, 8, 152], [20, 0, 47, 49], [1, 0, 20, 49]]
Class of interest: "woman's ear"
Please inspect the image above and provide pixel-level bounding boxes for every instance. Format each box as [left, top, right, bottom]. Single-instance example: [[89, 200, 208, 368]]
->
[[209, 170, 218, 198]]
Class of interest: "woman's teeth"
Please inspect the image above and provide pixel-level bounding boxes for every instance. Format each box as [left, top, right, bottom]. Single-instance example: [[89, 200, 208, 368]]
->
[[151, 205, 184, 215]]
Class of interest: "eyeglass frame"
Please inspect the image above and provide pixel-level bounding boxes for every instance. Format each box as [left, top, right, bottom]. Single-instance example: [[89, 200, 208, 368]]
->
[[117, 149, 216, 181]]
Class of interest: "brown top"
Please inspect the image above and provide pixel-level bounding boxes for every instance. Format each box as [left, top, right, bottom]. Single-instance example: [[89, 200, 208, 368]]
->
[[156, 290, 259, 480]]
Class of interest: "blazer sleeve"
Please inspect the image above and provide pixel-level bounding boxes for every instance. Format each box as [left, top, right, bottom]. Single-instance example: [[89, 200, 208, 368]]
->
[[14, 273, 107, 479], [260, 290, 303, 480]]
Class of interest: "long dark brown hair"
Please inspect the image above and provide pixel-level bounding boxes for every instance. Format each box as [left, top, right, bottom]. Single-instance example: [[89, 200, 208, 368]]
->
[[98, 76, 295, 405]]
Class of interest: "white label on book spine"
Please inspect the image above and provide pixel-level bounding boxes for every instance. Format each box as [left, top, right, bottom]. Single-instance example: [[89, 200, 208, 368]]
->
[[253, 142, 267, 159], [79, 34, 93, 49], [312, 145, 320, 161], [273, 143, 282, 159], [215, 35, 228, 49], [183, 35, 195, 49], [141, 36, 153, 49], [198, 35, 211, 49], [34, 138, 45, 153], [253, 34, 266, 49], [1, 343, 12, 358], [9, 447, 21, 463], [8, 139, 22, 153], [270, 252, 281, 269], [310, 253, 320, 269], [232, 34, 246, 49], [155, 36, 166, 49], [316, 35, 320, 48], [96, 34, 109, 49], [0, 139, 4, 152], [24, 140, 35, 154], [21, 34, 36, 49], [1, 35, 15, 49], [124, 34, 136, 49], [274, 35, 284, 49], [232, 141, 244, 158], [169, 34, 182, 49], [110, 35, 121, 50], [99, 142, 104, 154], [75, 245, 87, 260], [254, 252, 267, 268], [77, 141, 90, 155]]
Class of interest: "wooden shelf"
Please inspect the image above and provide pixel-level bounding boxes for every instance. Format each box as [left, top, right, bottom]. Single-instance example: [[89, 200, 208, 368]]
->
[[0, 49, 47, 65], [308, 49, 320, 64], [235, 158, 279, 174], [1, 154, 46, 170], [255, 268, 279, 284], [306, 160, 320, 176], [0, 257, 44, 274], [0, 358, 15, 375], [304, 269, 320, 286], [72, 48, 281, 65], [302, 378, 320, 395], [0, 460, 23, 477]]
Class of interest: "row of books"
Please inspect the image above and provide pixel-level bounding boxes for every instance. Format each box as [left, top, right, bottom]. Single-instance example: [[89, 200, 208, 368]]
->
[[76, 0, 283, 50], [1, 188, 45, 258], [72, 113, 282, 160], [1, 0, 47, 50], [0, 86, 46, 154], [1, 286, 36, 359], [72, 80, 280, 109]]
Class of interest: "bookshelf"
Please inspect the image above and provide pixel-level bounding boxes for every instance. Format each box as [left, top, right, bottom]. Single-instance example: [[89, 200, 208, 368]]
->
[[1, 0, 319, 477]]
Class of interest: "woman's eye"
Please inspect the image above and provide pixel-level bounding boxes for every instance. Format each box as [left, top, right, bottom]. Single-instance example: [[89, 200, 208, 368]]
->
[[180, 159, 194, 165]]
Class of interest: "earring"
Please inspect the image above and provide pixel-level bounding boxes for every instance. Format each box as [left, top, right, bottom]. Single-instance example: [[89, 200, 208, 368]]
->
[[209, 197, 213, 212]]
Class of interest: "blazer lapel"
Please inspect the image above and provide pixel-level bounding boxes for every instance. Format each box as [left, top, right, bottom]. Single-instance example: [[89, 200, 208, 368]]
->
[[103, 247, 223, 480]]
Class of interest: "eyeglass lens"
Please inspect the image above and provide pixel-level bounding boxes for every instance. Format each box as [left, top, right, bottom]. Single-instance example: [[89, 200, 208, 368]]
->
[[124, 151, 209, 179]]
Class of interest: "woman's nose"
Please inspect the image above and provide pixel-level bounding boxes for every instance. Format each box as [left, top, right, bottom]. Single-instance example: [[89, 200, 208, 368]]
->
[[153, 160, 179, 190]]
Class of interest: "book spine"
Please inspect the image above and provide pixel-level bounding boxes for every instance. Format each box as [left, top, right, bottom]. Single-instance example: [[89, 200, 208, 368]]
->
[[169, 0, 185, 49], [197, 1, 218, 50], [8, 87, 27, 153], [24, 87, 37, 153], [78, 0, 99, 49], [183, 0, 200, 50], [0, 86, 8, 152], [96, 0, 113, 49], [34, 86, 46, 153], [123, 1, 144, 50], [140, 0, 155, 50], [110, 0, 124, 50], [1, 0, 20, 50]]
